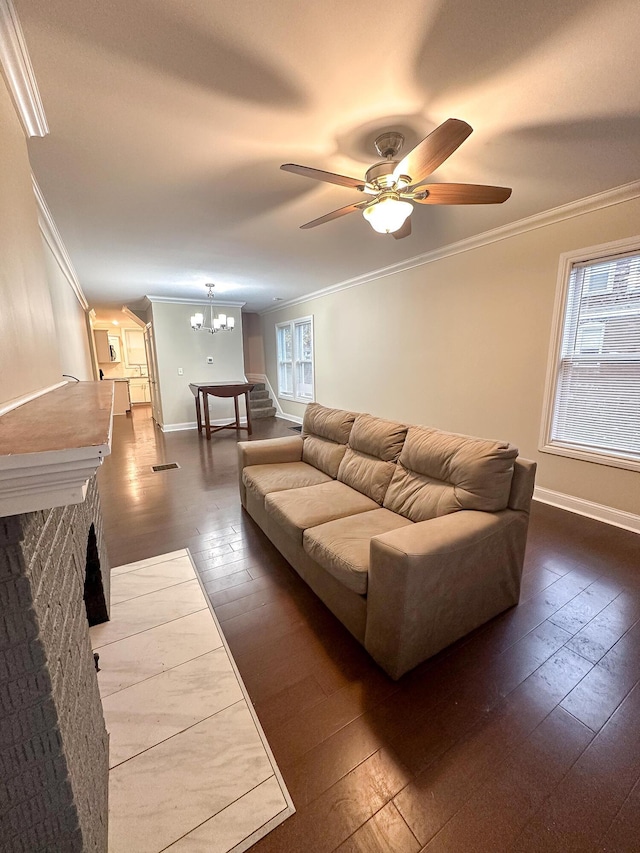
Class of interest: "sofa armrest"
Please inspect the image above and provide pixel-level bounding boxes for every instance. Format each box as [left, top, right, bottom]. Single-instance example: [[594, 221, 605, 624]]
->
[[509, 457, 536, 511], [237, 436, 304, 506], [237, 436, 303, 469], [365, 509, 529, 679]]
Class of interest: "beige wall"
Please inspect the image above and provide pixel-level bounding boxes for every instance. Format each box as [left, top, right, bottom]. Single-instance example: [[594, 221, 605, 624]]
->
[[0, 77, 61, 408], [242, 312, 266, 374], [263, 197, 640, 515], [149, 301, 246, 427], [43, 239, 94, 381]]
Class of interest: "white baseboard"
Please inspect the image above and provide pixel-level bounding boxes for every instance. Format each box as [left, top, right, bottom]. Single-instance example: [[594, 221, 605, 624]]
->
[[160, 421, 196, 432], [276, 413, 303, 425], [534, 486, 640, 535], [161, 417, 248, 433]]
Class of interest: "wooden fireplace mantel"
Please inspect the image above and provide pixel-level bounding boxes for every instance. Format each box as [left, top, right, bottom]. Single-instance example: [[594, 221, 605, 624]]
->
[[0, 382, 114, 516]]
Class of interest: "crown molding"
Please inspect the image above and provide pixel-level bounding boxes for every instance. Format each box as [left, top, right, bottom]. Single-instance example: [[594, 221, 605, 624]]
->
[[0, 0, 48, 137], [120, 306, 147, 327], [32, 174, 89, 310], [144, 295, 246, 308], [260, 180, 640, 315]]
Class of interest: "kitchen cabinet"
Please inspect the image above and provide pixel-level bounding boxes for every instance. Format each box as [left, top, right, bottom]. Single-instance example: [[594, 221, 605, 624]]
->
[[94, 330, 111, 363], [94, 330, 121, 363], [123, 328, 147, 367], [129, 378, 150, 404]]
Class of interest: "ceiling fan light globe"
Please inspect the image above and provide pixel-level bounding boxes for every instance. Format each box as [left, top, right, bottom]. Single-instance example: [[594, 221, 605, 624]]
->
[[363, 197, 413, 234]]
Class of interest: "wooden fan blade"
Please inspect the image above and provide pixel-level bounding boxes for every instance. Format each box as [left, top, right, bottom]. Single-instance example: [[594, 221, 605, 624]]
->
[[393, 119, 473, 185], [300, 200, 369, 229], [281, 163, 366, 190], [414, 183, 512, 205], [392, 218, 412, 239]]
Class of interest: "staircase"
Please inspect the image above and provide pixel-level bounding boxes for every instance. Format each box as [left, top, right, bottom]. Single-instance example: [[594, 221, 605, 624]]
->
[[249, 383, 276, 420]]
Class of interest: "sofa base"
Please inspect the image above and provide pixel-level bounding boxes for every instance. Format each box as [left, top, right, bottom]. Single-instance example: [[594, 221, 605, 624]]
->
[[243, 488, 532, 681]]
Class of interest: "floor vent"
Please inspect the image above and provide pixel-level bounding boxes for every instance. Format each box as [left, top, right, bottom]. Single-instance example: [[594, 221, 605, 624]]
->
[[151, 463, 180, 472], [289, 425, 302, 433]]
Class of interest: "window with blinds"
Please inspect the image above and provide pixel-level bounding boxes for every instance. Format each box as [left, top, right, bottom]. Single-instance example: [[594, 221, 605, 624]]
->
[[544, 242, 640, 469], [275, 316, 315, 403]]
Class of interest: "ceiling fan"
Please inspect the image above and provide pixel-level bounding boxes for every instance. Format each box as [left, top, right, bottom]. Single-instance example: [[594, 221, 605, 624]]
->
[[281, 118, 511, 239]]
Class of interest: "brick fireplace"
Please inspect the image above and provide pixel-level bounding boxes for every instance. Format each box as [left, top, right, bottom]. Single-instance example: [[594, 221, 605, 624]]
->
[[0, 383, 113, 852]]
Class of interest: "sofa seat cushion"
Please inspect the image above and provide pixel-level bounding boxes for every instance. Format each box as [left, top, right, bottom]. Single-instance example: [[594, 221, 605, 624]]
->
[[265, 481, 379, 545], [303, 509, 414, 595], [243, 462, 332, 508]]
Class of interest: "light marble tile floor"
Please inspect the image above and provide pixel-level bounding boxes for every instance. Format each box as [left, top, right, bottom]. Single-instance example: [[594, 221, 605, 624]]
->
[[91, 549, 294, 853]]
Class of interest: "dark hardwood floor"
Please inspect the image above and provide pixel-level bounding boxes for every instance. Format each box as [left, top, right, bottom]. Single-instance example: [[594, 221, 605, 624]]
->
[[98, 406, 640, 853]]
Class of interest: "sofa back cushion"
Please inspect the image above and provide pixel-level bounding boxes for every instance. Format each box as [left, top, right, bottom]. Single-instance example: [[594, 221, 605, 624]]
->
[[337, 414, 408, 504], [302, 403, 357, 478], [383, 426, 518, 522]]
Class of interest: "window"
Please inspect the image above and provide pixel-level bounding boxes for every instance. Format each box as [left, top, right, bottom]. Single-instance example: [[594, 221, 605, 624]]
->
[[584, 264, 614, 295], [575, 322, 605, 355], [276, 316, 314, 403], [541, 238, 640, 471]]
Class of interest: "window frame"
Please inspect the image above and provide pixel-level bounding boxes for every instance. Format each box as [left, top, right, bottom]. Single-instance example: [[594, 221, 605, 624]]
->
[[275, 315, 315, 404], [539, 235, 640, 473]]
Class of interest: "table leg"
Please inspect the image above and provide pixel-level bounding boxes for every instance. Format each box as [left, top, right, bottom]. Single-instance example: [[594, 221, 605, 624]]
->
[[203, 391, 212, 440], [233, 394, 240, 429], [245, 390, 252, 435], [195, 393, 202, 434]]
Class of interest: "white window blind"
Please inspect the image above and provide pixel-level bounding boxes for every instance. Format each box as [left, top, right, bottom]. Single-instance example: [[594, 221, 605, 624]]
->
[[276, 316, 314, 403], [549, 250, 640, 464]]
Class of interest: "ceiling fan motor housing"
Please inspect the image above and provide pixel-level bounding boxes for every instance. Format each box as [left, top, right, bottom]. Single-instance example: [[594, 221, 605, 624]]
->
[[365, 160, 396, 189], [365, 160, 411, 191]]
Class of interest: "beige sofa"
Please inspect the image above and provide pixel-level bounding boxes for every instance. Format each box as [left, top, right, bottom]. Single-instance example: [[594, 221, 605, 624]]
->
[[238, 403, 536, 679]]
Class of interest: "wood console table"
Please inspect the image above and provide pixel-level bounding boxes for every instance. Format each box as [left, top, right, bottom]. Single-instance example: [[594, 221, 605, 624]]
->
[[189, 381, 255, 440]]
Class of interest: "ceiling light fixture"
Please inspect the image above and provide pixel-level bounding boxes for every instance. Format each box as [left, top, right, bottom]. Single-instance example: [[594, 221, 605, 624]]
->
[[190, 284, 235, 334], [362, 194, 413, 234]]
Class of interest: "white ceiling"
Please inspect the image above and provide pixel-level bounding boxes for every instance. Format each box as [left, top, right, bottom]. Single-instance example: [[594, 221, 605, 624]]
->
[[13, 0, 640, 313]]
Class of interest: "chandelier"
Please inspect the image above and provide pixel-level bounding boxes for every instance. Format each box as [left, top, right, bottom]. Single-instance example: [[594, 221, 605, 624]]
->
[[190, 284, 235, 333]]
